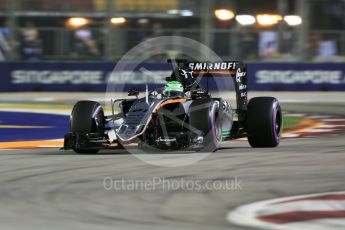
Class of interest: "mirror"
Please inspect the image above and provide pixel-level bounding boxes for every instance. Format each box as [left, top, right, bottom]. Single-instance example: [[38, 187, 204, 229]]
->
[[128, 90, 139, 98]]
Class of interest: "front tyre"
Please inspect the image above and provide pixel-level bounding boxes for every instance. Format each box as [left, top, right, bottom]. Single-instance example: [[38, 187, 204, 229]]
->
[[70, 101, 105, 153], [189, 100, 222, 152], [246, 97, 282, 148]]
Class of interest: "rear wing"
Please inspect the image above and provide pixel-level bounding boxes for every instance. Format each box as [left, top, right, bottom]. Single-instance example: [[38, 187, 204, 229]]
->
[[187, 61, 245, 74], [168, 60, 248, 118], [167, 59, 245, 73]]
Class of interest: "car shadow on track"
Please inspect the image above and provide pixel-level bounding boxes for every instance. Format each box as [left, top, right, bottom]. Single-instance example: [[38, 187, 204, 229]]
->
[[218, 147, 251, 151], [2, 146, 252, 156]]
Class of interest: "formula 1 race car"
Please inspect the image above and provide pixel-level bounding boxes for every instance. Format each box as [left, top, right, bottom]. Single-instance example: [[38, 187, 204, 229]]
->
[[64, 60, 282, 153]]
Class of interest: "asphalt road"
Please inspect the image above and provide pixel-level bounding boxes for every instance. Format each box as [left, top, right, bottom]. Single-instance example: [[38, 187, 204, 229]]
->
[[0, 94, 344, 230]]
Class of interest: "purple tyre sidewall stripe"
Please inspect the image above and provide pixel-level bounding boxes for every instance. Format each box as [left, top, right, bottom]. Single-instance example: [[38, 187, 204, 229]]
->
[[209, 101, 220, 149], [92, 105, 102, 118], [271, 100, 281, 145]]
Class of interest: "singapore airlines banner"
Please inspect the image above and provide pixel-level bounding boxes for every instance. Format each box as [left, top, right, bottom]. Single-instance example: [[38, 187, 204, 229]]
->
[[248, 63, 345, 91], [0, 62, 345, 91], [0, 62, 170, 92]]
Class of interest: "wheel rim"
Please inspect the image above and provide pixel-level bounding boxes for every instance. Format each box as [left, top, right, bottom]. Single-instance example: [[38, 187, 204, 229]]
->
[[216, 117, 222, 141], [207, 103, 222, 150], [275, 108, 282, 137]]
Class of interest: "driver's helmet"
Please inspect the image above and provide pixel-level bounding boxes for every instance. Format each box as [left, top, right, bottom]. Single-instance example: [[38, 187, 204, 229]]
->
[[163, 81, 184, 98]]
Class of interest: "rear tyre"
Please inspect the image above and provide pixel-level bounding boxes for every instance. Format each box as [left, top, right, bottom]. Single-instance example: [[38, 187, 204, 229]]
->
[[246, 97, 282, 148], [189, 100, 222, 152], [70, 101, 105, 153]]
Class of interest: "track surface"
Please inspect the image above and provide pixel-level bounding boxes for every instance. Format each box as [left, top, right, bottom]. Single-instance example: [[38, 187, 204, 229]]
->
[[0, 92, 344, 230]]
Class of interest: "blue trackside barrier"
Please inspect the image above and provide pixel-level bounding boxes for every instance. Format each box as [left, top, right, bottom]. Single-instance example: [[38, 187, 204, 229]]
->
[[0, 62, 345, 92]]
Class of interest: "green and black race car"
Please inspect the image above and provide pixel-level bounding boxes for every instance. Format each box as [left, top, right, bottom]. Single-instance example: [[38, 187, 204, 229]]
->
[[64, 60, 282, 153]]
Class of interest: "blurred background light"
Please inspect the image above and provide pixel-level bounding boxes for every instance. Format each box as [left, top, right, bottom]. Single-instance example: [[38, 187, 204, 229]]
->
[[167, 9, 193, 16], [215, 9, 235, 21], [167, 9, 179, 14], [110, 17, 126, 24], [236, 15, 256, 26], [66, 17, 90, 28], [256, 14, 283, 26], [284, 15, 303, 26], [180, 10, 194, 17], [138, 18, 149, 24]]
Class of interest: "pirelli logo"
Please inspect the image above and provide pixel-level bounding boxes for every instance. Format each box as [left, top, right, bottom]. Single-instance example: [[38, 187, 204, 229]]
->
[[188, 62, 238, 71]]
